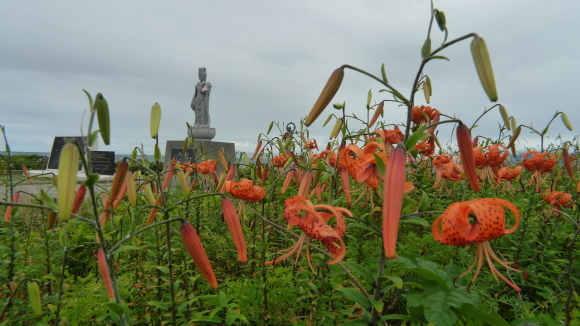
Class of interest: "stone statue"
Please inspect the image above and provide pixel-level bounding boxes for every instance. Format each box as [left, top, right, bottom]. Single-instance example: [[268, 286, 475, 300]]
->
[[191, 67, 212, 128]]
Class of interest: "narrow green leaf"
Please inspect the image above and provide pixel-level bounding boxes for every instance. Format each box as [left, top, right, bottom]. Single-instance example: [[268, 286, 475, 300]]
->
[[84, 174, 100, 187], [147, 301, 169, 310], [341, 262, 376, 286], [405, 124, 430, 151], [421, 38, 432, 58], [336, 288, 371, 311], [104, 301, 125, 315], [347, 223, 381, 236], [39, 190, 59, 211], [82, 89, 94, 112], [155, 266, 170, 275], [111, 245, 140, 255], [373, 153, 386, 178], [458, 304, 509, 326], [339, 320, 370, 326], [423, 55, 450, 63], [266, 121, 274, 135], [400, 216, 429, 227], [88, 130, 100, 147]]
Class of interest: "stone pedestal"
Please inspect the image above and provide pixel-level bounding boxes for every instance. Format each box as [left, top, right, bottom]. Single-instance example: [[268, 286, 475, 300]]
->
[[164, 139, 236, 173], [187, 127, 216, 140]]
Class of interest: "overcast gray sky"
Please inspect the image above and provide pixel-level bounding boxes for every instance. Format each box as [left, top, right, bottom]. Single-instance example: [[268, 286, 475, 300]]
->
[[1, 0, 578, 155]]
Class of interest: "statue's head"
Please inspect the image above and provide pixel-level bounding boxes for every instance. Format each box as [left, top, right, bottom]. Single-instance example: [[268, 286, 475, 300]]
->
[[198, 67, 207, 81]]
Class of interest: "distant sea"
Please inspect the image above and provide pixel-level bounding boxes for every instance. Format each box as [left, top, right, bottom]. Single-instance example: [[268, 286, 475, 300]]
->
[[5, 151, 159, 162]]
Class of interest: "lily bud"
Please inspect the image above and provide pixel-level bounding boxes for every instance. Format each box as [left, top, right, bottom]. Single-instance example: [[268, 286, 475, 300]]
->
[[125, 171, 137, 207], [561, 112, 573, 131], [58, 141, 80, 221], [422, 81, 430, 104], [97, 248, 115, 299], [109, 160, 128, 207], [281, 169, 294, 194], [305, 67, 345, 126], [71, 184, 87, 215], [435, 10, 446, 31], [221, 197, 247, 262], [470, 36, 498, 102], [145, 196, 163, 225], [562, 150, 575, 180], [499, 105, 510, 130], [340, 168, 352, 205], [251, 140, 263, 160], [27, 281, 42, 316], [161, 164, 175, 191], [4, 192, 20, 222], [143, 183, 156, 205], [47, 210, 58, 229], [369, 102, 384, 128], [330, 117, 344, 139], [217, 150, 228, 171], [180, 221, 218, 289], [297, 171, 313, 198], [154, 144, 162, 162], [95, 94, 111, 145], [383, 143, 407, 259], [150, 102, 162, 139], [506, 126, 522, 149], [261, 163, 269, 185], [456, 123, 481, 192]]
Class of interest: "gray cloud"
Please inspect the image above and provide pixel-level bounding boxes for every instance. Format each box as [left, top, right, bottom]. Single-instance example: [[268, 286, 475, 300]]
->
[[1, 0, 578, 155]]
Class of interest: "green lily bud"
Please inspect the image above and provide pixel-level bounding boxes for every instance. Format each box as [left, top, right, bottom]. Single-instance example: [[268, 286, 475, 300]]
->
[[471, 36, 498, 102]]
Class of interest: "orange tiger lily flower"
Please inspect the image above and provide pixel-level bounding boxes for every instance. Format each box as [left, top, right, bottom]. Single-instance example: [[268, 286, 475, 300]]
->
[[265, 196, 352, 265], [414, 137, 436, 158], [432, 198, 523, 292], [411, 105, 440, 125], [311, 150, 337, 167], [522, 151, 557, 193], [497, 166, 523, 192], [543, 191, 573, 217], [225, 178, 266, 202], [197, 159, 217, 174], [473, 144, 509, 188], [373, 127, 404, 150], [304, 140, 318, 150], [338, 141, 388, 189], [271, 152, 294, 168], [432, 154, 463, 189]]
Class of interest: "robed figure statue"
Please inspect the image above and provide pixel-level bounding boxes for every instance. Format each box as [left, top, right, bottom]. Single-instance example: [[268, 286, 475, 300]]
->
[[191, 67, 212, 128]]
